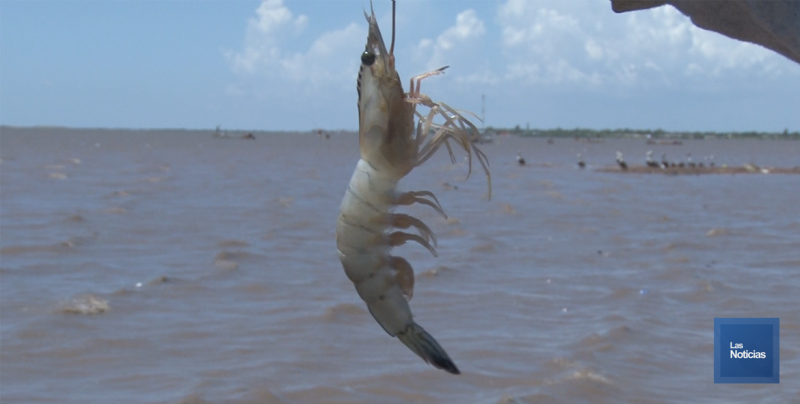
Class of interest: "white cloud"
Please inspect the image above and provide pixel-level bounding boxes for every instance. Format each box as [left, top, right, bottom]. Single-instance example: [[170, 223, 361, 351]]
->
[[252, 0, 307, 35], [226, 0, 362, 94], [686, 26, 779, 78], [585, 39, 603, 60], [278, 23, 362, 87], [228, 0, 308, 73], [493, 0, 795, 89], [438, 9, 485, 50], [220, 0, 799, 130], [416, 9, 486, 71]]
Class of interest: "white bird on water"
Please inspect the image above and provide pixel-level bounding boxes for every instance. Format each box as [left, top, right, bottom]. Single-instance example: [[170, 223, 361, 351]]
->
[[646, 150, 659, 168], [616, 151, 628, 170]]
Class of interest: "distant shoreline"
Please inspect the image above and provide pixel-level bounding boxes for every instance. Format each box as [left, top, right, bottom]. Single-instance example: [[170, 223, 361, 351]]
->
[[484, 126, 800, 140], [0, 125, 323, 135], [2, 125, 798, 140]]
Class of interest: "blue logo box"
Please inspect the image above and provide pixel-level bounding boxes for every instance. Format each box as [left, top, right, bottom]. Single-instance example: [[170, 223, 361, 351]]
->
[[714, 318, 779, 383]]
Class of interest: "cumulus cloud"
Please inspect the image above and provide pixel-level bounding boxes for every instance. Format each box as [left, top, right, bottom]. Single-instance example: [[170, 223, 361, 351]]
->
[[415, 9, 486, 71], [230, 0, 794, 97], [494, 0, 794, 89], [221, 0, 798, 130], [227, 0, 362, 94], [228, 0, 308, 73]]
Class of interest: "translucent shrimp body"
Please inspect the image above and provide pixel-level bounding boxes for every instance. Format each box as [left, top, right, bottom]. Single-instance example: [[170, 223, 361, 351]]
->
[[335, 2, 490, 375]]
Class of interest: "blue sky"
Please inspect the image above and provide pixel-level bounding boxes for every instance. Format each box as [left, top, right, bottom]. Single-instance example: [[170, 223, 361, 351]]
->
[[2, 0, 799, 132]]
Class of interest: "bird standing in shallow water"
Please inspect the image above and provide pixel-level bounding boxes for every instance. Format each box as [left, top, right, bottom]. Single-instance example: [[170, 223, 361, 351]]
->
[[577, 153, 586, 169], [646, 150, 659, 168], [616, 151, 628, 170], [516, 152, 526, 166]]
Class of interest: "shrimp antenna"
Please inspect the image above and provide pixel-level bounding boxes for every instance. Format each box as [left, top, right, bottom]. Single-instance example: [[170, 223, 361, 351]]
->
[[390, 0, 396, 55]]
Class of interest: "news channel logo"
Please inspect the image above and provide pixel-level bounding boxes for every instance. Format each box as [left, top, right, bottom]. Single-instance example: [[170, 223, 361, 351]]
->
[[714, 318, 779, 384]]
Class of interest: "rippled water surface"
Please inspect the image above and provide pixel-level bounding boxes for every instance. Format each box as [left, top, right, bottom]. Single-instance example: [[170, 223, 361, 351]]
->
[[1, 127, 799, 403]]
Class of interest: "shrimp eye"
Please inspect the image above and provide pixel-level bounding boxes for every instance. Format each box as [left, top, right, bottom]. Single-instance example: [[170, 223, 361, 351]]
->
[[361, 51, 376, 66]]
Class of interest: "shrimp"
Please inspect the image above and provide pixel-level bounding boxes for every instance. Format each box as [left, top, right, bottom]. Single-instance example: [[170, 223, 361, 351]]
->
[[335, 0, 490, 375]]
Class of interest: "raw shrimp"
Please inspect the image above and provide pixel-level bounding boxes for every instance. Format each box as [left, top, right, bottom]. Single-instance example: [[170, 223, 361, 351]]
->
[[335, 0, 490, 375]]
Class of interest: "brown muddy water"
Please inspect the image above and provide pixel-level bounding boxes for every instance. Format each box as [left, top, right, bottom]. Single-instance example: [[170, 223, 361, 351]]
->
[[1, 127, 799, 404]]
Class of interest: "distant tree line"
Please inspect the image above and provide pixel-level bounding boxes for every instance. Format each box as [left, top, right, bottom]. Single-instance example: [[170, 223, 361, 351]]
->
[[483, 126, 800, 140]]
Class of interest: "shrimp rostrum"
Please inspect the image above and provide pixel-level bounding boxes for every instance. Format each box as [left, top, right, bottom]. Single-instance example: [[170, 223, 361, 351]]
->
[[335, 1, 490, 375]]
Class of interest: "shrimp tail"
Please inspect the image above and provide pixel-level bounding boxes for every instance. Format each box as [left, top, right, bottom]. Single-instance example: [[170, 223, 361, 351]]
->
[[396, 323, 460, 374]]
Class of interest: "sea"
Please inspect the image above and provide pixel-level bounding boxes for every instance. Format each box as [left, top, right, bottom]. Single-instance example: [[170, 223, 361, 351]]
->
[[1, 126, 798, 403]]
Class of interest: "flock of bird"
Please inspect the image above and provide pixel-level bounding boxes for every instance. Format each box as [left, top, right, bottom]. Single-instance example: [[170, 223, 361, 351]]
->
[[614, 150, 715, 170], [515, 150, 717, 170]]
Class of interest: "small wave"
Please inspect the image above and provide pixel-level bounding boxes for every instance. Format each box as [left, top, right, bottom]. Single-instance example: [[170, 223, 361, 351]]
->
[[57, 295, 110, 315], [500, 203, 517, 215], [720, 296, 755, 309], [548, 357, 574, 369], [706, 228, 731, 237], [445, 217, 461, 225], [146, 275, 170, 286], [213, 250, 265, 271], [65, 214, 86, 223], [323, 303, 365, 321], [495, 393, 524, 404], [135, 163, 172, 175], [107, 190, 130, 198], [302, 168, 321, 179], [0, 233, 95, 255], [214, 250, 258, 261], [470, 243, 495, 253], [217, 239, 249, 248], [176, 394, 213, 404], [274, 197, 294, 207], [500, 367, 614, 404], [678, 280, 721, 303], [609, 287, 638, 300], [190, 390, 286, 404], [237, 283, 270, 295], [568, 368, 613, 385], [48, 172, 68, 180], [544, 190, 563, 199], [578, 325, 633, 351], [0, 244, 63, 255], [64, 232, 97, 247], [699, 280, 716, 292], [447, 228, 467, 237], [26, 232, 92, 253], [419, 265, 454, 278], [214, 259, 238, 271]]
